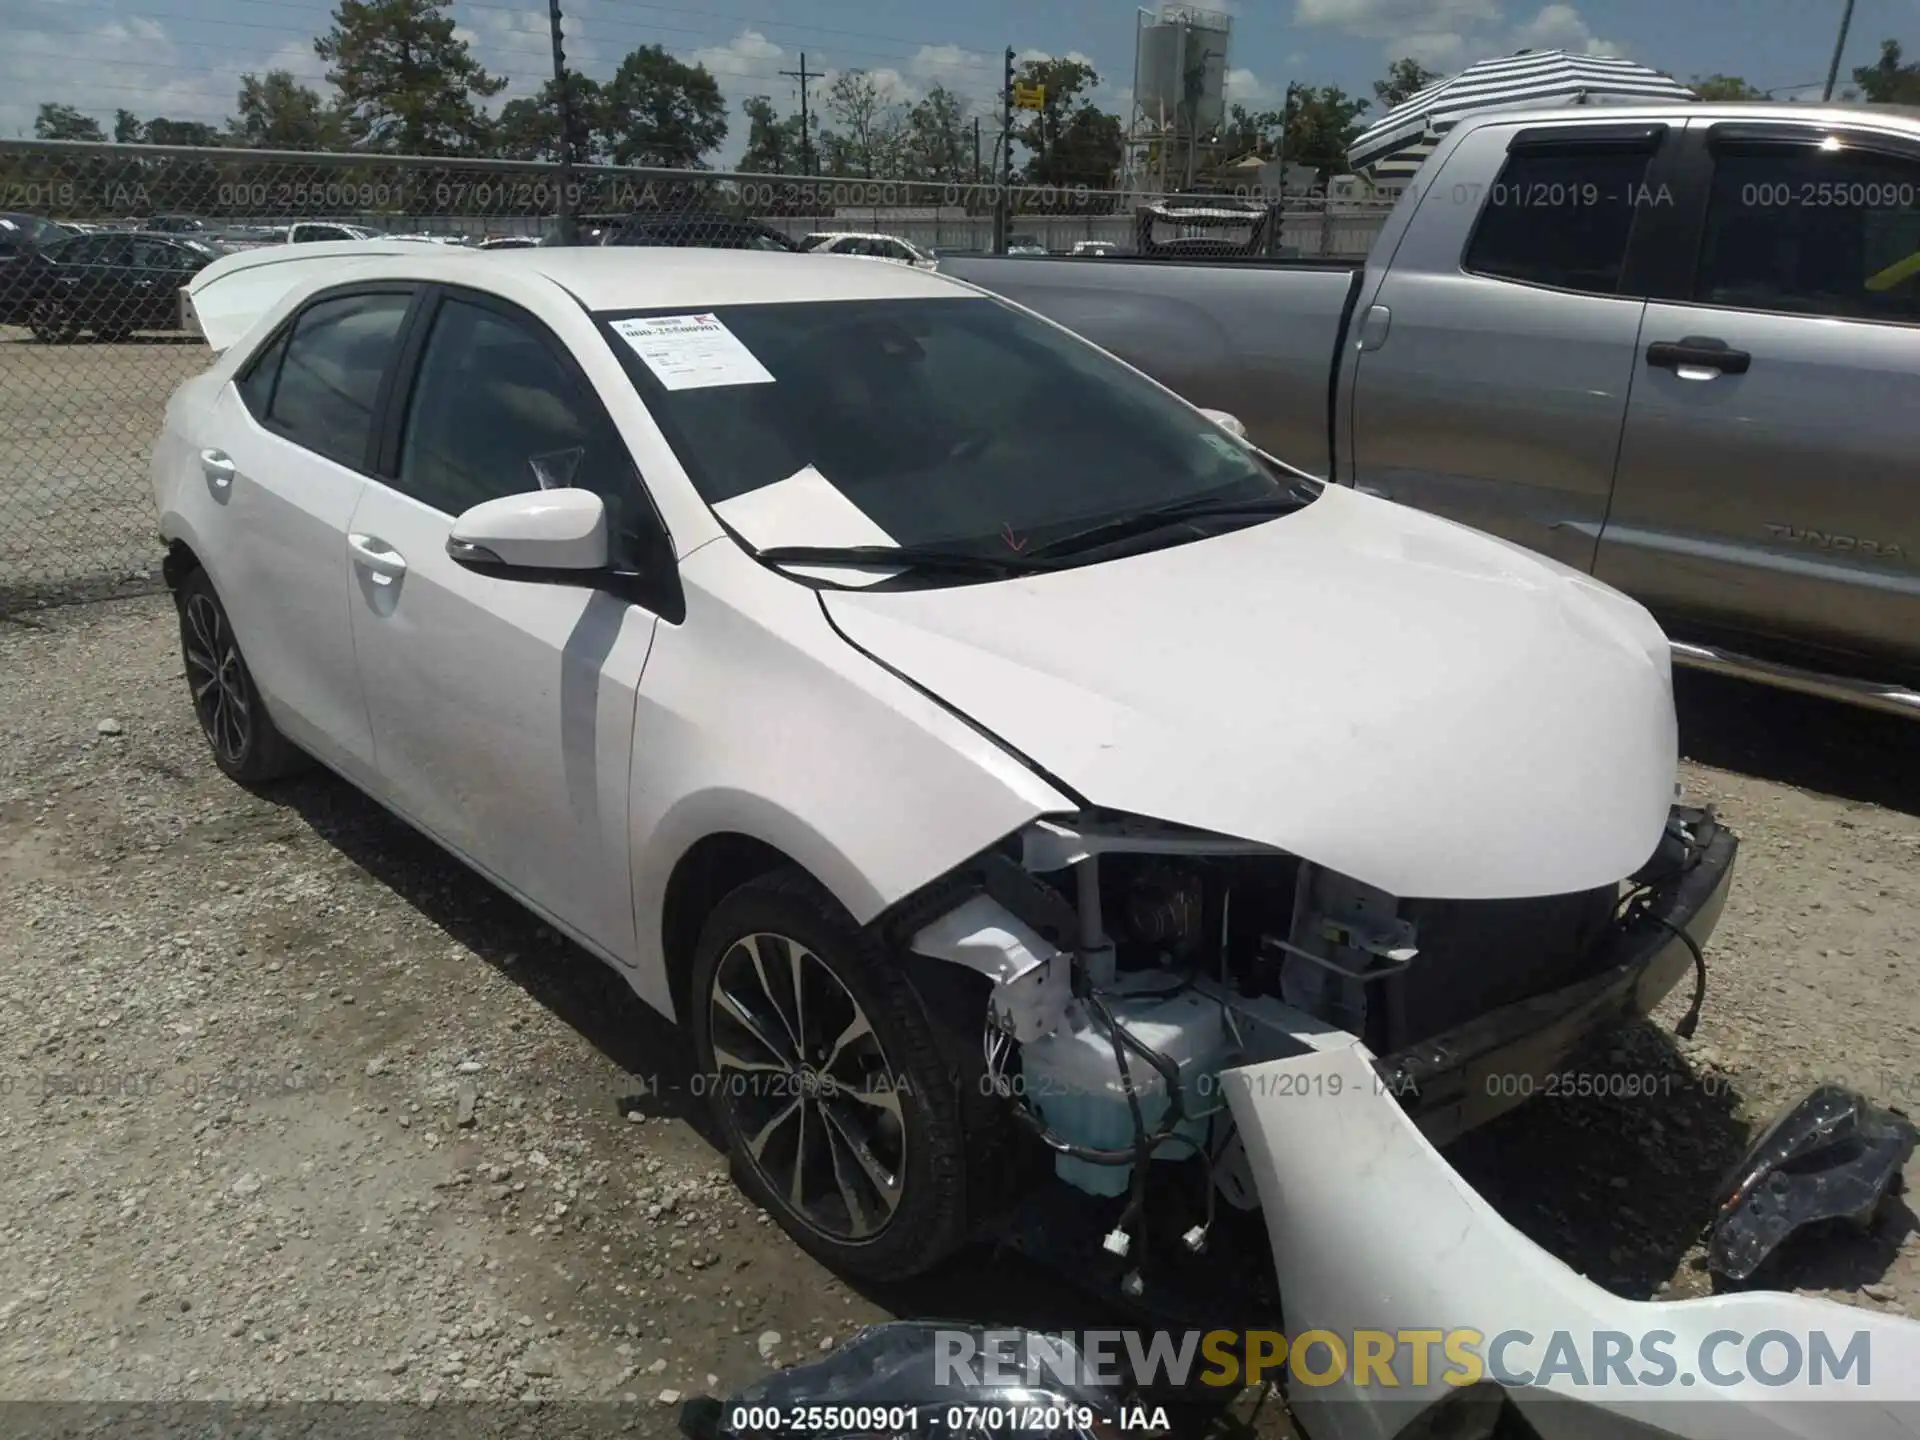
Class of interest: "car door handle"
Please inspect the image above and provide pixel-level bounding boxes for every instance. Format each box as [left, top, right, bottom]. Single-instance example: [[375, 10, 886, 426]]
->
[[348, 533, 408, 585], [200, 449, 235, 488], [1646, 336, 1750, 379]]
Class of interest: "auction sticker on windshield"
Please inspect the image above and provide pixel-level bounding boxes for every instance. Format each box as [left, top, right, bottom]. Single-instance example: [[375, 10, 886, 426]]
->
[[609, 312, 775, 391]]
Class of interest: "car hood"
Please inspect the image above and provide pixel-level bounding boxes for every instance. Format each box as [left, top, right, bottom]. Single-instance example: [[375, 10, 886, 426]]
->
[[822, 485, 1677, 900]]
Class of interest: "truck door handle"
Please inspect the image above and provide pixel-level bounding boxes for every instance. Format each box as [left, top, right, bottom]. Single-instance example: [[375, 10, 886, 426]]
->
[[348, 533, 408, 585], [200, 449, 235, 488], [1646, 336, 1750, 379]]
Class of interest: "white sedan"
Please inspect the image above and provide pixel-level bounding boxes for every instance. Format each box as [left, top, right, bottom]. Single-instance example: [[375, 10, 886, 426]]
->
[[150, 245, 1912, 1432], [799, 231, 939, 268]]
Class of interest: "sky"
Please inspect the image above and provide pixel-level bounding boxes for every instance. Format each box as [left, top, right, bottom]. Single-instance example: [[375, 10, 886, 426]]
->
[[0, 0, 1908, 163]]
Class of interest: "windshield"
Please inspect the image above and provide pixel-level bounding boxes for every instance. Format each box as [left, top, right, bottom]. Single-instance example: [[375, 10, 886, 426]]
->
[[597, 295, 1307, 569]]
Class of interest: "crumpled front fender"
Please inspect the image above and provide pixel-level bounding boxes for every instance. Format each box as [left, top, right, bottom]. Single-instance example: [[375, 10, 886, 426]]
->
[[1220, 1043, 1920, 1440]]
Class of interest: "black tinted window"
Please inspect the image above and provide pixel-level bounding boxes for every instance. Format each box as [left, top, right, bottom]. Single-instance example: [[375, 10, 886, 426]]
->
[[398, 297, 610, 516], [1464, 147, 1654, 294], [62, 236, 130, 266], [1695, 145, 1920, 321], [603, 296, 1288, 558], [237, 329, 290, 421], [268, 292, 411, 469]]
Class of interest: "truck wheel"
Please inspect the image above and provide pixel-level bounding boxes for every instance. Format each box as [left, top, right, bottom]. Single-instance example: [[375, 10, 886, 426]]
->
[[688, 870, 972, 1281], [176, 567, 310, 784]]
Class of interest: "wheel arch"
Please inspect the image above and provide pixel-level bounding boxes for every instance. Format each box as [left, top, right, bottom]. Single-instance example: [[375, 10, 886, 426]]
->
[[656, 831, 818, 1025]]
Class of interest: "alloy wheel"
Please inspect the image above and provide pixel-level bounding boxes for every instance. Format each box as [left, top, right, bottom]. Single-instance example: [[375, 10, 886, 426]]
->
[[183, 592, 251, 764], [707, 932, 907, 1243]]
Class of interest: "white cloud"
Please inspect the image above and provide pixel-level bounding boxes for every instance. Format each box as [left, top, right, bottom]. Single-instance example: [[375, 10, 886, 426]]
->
[[687, 29, 788, 91], [1509, 4, 1625, 57], [1292, 0, 1502, 41], [1396, 31, 1473, 68], [0, 10, 329, 140], [1292, 0, 1623, 71], [905, 43, 996, 95], [1225, 68, 1285, 107]]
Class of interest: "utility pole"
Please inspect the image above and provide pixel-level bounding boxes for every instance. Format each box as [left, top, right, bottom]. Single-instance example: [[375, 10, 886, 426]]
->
[[1822, 0, 1857, 101], [547, 0, 577, 244], [973, 116, 982, 185], [994, 46, 1014, 254], [780, 53, 819, 175]]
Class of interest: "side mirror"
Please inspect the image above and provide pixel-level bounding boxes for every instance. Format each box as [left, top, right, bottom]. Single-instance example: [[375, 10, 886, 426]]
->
[[447, 488, 609, 574], [1198, 408, 1247, 439]]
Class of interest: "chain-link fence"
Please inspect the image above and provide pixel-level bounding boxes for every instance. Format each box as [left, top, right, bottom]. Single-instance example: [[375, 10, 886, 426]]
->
[[0, 138, 1391, 605]]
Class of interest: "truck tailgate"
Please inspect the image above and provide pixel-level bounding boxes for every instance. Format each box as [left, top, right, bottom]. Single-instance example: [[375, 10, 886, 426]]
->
[[938, 256, 1361, 476]]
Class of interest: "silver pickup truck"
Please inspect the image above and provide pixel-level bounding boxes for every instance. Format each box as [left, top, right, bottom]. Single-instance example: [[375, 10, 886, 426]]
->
[[943, 100, 1920, 717]]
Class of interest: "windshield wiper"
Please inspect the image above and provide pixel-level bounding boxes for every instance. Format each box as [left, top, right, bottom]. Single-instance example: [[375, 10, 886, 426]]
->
[[753, 544, 1062, 576], [1024, 489, 1311, 561]]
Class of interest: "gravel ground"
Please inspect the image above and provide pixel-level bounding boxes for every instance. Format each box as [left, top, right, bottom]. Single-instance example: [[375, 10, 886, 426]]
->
[[3, 595, 1918, 1436]]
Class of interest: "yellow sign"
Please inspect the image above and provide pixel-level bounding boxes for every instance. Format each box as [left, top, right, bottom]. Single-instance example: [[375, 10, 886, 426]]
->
[[1012, 83, 1046, 110]]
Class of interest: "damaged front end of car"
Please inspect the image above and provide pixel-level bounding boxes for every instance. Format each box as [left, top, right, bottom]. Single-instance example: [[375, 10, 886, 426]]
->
[[880, 802, 1920, 1438]]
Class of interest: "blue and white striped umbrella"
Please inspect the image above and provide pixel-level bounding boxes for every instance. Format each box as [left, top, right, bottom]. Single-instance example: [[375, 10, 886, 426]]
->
[[1348, 49, 1697, 177]]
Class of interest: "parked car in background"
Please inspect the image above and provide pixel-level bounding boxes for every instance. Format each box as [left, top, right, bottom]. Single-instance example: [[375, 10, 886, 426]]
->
[[477, 235, 541, 250], [1006, 234, 1048, 255], [141, 214, 212, 234], [800, 232, 939, 268], [17, 231, 224, 342], [943, 100, 1920, 718], [1, 212, 71, 323], [287, 221, 380, 244], [599, 211, 802, 251], [1070, 239, 1120, 258]]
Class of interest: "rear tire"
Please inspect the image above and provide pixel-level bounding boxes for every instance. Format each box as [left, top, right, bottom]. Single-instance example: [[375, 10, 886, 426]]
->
[[28, 299, 78, 344], [175, 567, 309, 784], [688, 870, 974, 1282]]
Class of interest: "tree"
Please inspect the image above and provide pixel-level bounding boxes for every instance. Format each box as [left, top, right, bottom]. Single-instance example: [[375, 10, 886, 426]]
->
[[819, 70, 905, 178], [1218, 102, 1286, 159], [1011, 57, 1124, 187], [600, 45, 728, 168], [496, 76, 605, 163], [229, 71, 344, 150], [1011, 58, 1094, 168], [1374, 57, 1440, 109], [901, 85, 971, 183], [110, 112, 223, 146], [1282, 86, 1369, 178], [739, 95, 813, 175], [35, 104, 106, 142], [314, 0, 505, 154], [146, 119, 225, 147], [1690, 74, 1764, 101], [1853, 39, 1920, 105]]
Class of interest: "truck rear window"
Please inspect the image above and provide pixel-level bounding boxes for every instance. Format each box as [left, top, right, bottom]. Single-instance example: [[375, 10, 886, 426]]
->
[[1463, 148, 1654, 295]]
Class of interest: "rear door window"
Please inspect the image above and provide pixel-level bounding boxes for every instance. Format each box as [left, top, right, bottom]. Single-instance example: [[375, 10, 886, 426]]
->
[[1463, 145, 1656, 294], [1693, 142, 1920, 322], [266, 291, 413, 470]]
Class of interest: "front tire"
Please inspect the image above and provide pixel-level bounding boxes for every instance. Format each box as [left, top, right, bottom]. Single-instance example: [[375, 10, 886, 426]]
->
[[175, 567, 309, 783], [689, 871, 972, 1281]]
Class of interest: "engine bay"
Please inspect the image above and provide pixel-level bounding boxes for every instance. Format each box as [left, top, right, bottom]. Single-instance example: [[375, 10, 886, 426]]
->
[[900, 808, 1720, 1304]]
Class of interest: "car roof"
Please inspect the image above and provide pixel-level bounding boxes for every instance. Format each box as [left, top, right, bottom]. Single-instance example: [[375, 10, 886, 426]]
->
[[331, 245, 965, 308], [1451, 98, 1920, 135]]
